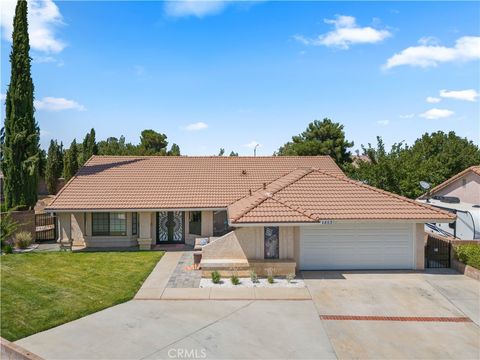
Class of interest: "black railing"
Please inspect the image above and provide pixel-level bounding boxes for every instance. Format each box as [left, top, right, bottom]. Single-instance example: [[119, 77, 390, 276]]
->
[[425, 233, 451, 268]]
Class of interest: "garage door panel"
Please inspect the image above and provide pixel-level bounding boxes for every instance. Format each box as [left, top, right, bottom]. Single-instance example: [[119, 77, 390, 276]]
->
[[299, 223, 414, 270]]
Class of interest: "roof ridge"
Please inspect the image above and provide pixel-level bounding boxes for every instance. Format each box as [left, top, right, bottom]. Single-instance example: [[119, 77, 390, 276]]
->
[[308, 168, 455, 219]]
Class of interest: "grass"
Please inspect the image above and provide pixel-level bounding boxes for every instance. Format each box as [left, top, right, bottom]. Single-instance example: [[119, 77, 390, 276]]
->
[[1, 251, 163, 341], [455, 244, 480, 270]]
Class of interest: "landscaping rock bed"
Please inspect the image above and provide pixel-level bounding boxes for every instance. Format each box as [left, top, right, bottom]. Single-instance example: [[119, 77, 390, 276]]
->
[[200, 277, 305, 288]]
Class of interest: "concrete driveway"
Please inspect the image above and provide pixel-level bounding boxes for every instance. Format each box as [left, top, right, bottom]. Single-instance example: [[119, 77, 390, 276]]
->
[[304, 270, 480, 359], [16, 270, 480, 359]]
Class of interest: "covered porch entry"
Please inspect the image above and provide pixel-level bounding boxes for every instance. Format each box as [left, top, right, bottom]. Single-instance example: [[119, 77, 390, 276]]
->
[[156, 211, 185, 244]]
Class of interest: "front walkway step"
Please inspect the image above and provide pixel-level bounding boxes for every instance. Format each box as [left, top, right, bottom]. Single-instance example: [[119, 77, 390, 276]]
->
[[134, 252, 183, 300], [158, 287, 311, 300]]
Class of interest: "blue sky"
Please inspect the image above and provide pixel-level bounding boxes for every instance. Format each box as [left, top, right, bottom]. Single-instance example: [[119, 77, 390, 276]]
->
[[1, 1, 479, 155]]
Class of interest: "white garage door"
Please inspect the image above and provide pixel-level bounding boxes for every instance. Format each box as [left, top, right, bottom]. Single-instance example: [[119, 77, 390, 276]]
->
[[299, 223, 414, 270]]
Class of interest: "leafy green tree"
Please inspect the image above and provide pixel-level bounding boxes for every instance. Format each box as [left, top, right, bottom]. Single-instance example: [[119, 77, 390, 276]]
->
[[168, 143, 181, 156], [81, 128, 98, 165], [348, 131, 480, 199], [38, 148, 46, 180], [1, 0, 40, 209], [63, 139, 79, 181], [218, 148, 225, 156], [229, 151, 239, 156], [277, 119, 354, 167], [45, 140, 63, 194], [139, 129, 168, 155]]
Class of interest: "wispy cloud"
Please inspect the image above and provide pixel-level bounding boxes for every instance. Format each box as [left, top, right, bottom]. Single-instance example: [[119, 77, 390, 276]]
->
[[32, 54, 64, 67], [440, 89, 478, 102], [376, 120, 389, 126], [419, 108, 454, 120], [164, 1, 226, 18], [184, 122, 208, 131], [35, 97, 86, 112], [243, 141, 262, 149], [426, 96, 441, 104], [294, 15, 391, 49], [399, 113, 415, 119], [0, 0, 66, 53], [384, 36, 480, 69]]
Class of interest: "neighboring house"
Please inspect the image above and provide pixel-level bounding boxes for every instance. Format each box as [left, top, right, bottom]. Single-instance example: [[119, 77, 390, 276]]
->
[[417, 166, 480, 240], [46, 156, 454, 273]]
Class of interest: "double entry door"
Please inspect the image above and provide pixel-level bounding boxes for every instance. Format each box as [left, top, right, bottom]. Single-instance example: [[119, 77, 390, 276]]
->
[[157, 211, 185, 244]]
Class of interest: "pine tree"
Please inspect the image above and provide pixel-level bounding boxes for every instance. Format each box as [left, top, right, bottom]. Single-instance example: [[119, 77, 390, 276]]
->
[[1, 0, 40, 209], [64, 139, 79, 181], [81, 128, 98, 165], [45, 140, 63, 194], [168, 143, 181, 156]]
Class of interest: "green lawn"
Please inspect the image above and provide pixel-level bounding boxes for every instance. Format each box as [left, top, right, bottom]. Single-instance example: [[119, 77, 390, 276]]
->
[[1, 251, 163, 341]]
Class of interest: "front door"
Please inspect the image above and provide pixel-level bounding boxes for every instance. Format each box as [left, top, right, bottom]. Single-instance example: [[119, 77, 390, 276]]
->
[[157, 211, 185, 244]]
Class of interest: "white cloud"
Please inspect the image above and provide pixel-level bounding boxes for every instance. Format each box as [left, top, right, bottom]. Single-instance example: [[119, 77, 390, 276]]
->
[[294, 15, 391, 49], [34, 97, 86, 112], [399, 113, 415, 119], [426, 96, 441, 103], [419, 108, 454, 120], [243, 141, 262, 149], [164, 1, 226, 18], [384, 36, 480, 69], [440, 89, 479, 102], [376, 120, 389, 126], [32, 54, 64, 67], [0, 0, 66, 53], [184, 122, 208, 131]]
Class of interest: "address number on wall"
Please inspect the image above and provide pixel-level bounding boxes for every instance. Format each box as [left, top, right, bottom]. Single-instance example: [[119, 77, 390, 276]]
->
[[319, 220, 334, 225]]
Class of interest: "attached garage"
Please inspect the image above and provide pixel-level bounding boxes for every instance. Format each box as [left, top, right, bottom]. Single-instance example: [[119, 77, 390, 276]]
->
[[299, 223, 415, 270]]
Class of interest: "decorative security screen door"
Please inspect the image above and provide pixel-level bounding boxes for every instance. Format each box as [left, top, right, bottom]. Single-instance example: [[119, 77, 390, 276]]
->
[[157, 211, 184, 243], [264, 227, 279, 259]]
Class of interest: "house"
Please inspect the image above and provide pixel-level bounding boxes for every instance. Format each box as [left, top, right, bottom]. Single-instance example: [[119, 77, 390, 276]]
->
[[46, 155, 454, 273], [417, 166, 480, 240]]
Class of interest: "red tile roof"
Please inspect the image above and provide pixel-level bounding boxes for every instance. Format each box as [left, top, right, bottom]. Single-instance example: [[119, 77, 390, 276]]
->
[[228, 168, 455, 224], [46, 156, 344, 211]]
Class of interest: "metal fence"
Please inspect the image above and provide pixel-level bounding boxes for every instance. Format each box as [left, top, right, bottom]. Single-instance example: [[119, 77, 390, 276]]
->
[[35, 213, 57, 242]]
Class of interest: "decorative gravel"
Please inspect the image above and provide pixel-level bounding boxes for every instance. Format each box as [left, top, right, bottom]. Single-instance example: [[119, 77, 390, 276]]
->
[[200, 277, 305, 288]]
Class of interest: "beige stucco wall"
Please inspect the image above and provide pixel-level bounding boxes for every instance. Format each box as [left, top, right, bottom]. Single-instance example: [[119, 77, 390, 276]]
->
[[415, 223, 425, 270], [433, 172, 480, 204], [202, 226, 297, 261]]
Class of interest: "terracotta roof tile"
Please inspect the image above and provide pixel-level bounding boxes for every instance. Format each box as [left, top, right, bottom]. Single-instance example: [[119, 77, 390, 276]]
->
[[47, 156, 344, 211], [228, 168, 455, 223]]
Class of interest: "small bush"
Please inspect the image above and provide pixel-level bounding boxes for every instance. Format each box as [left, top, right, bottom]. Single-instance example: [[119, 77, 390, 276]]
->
[[267, 276, 274, 284], [455, 244, 480, 270], [230, 275, 240, 285], [250, 270, 258, 283], [3, 244, 13, 254], [211, 271, 221, 284], [14, 231, 33, 249], [286, 273, 296, 283]]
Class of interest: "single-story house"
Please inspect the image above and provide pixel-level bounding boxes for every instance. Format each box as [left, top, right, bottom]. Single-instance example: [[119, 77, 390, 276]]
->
[[46, 155, 454, 273]]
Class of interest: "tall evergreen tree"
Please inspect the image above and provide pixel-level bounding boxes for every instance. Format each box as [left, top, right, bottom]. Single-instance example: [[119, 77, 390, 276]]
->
[[168, 143, 181, 156], [1, 0, 40, 209], [64, 139, 79, 181], [45, 140, 63, 194], [81, 128, 98, 165]]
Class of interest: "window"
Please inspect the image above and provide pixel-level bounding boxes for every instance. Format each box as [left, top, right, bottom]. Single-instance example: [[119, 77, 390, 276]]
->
[[213, 210, 231, 236], [189, 211, 202, 235], [132, 212, 138, 235], [92, 212, 127, 236], [264, 227, 279, 259]]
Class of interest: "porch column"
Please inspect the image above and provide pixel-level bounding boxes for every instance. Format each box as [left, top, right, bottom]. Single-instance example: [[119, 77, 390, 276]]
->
[[138, 212, 152, 250], [58, 213, 71, 243]]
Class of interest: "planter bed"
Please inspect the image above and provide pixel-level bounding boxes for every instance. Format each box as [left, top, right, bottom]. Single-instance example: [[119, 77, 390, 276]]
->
[[200, 277, 305, 288]]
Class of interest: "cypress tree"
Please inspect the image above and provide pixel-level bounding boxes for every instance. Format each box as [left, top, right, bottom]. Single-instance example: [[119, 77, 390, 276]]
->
[[1, 0, 40, 209], [81, 128, 97, 165], [45, 140, 63, 194], [63, 139, 79, 181]]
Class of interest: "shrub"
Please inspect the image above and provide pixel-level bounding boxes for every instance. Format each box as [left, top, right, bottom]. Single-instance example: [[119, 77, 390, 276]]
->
[[1, 212, 18, 244], [230, 275, 240, 285], [14, 231, 32, 249], [455, 244, 480, 270], [267, 276, 274, 284], [211, 271, 221, 284], [3, 244, 13, 254], [266, 267, 275, 284], [286, 273, 296, 283], [250, 270, 258, 283]]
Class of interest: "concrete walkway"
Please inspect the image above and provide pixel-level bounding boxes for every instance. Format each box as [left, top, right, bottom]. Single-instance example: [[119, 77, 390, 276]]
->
[[134, 252, 183, 300]]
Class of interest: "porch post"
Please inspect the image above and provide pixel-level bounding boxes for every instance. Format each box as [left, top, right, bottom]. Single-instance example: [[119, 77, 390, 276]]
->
[[137, 212, 152, 250]]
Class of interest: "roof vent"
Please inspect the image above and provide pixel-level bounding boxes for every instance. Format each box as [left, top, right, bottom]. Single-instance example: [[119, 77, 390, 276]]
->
[[263, 182, 267, 189], [249, 189, 252, 196], [241, 169, 247, 175]]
